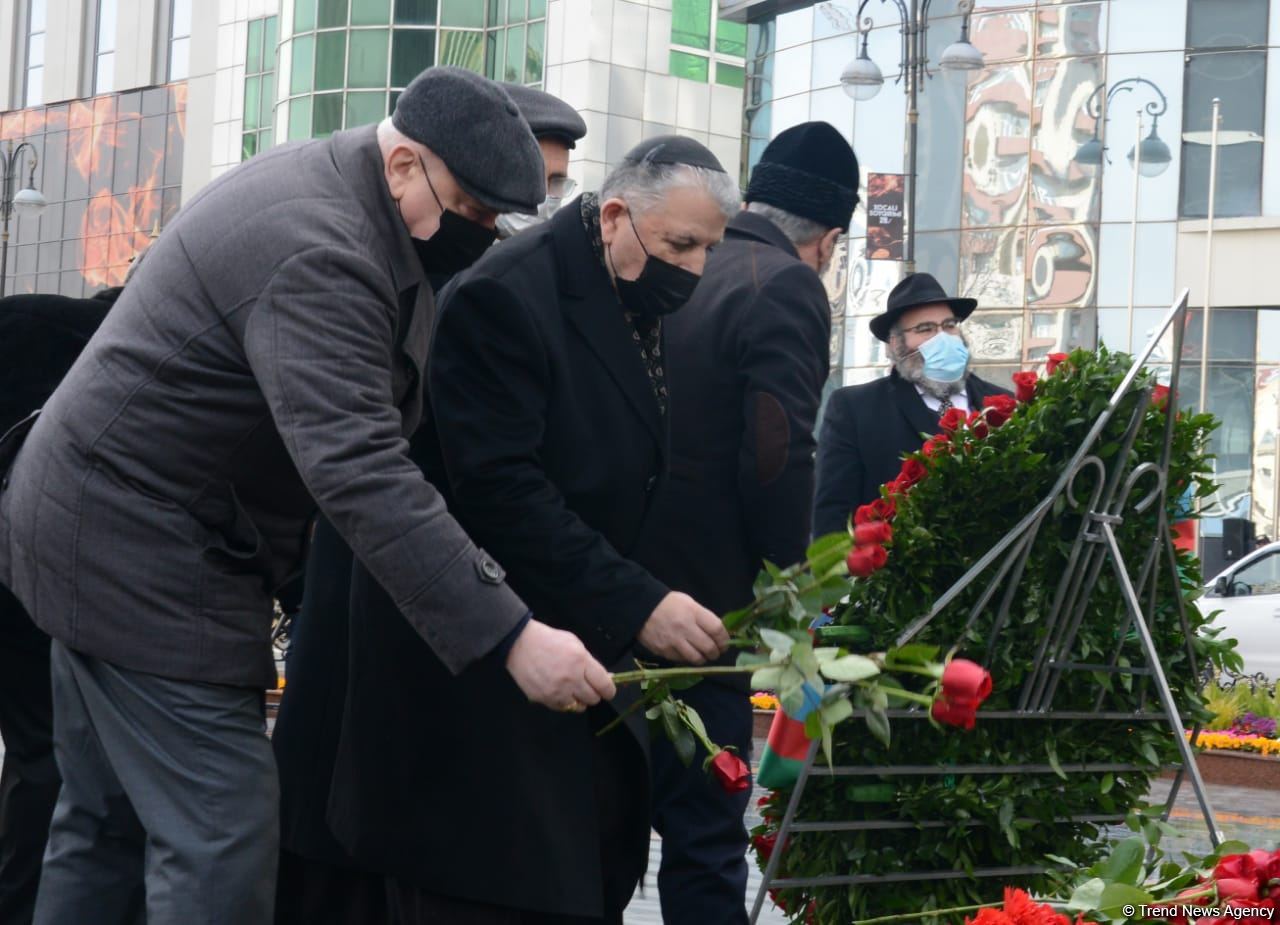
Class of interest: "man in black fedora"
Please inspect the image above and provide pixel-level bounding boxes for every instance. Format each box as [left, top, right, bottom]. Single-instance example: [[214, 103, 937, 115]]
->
[[813, 272, 1011, 536]]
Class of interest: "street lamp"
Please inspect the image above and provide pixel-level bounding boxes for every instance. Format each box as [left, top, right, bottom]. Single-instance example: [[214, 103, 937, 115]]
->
[[1, 138, 49, 298], [1072, 77, 1172, 178], [838, 0, 984, 272]]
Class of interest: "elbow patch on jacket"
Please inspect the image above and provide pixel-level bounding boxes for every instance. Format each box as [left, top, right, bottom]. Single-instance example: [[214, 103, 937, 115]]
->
[[753, 391, 790, 486]]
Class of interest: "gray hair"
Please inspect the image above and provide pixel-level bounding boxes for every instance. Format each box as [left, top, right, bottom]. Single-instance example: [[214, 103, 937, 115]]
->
[[601, 160, 740, 219], [745, 201, 829, 247]]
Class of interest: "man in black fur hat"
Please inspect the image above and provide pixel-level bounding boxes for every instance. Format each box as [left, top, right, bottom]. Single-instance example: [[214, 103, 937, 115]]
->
[[0, 285, 121, 925], [631, 121, 859, 923]]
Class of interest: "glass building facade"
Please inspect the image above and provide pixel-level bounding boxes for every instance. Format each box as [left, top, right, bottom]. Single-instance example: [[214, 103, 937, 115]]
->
[[275, 0, 547, 143], [737, 0, 1280, 569]]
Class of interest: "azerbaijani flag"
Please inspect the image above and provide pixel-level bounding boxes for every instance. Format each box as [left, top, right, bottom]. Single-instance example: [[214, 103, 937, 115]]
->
[[756, 682, 820, 789]]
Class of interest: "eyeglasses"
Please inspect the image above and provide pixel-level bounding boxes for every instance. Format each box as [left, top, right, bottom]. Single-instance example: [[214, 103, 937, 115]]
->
[[548, 176, 577, 199], [900, 318, 961, 337]]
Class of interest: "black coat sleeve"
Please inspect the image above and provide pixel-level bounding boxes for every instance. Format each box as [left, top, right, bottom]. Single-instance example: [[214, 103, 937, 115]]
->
[[429, 275, 667, 664], [812, 387, 864, 538], [736, 262, 831, 570]]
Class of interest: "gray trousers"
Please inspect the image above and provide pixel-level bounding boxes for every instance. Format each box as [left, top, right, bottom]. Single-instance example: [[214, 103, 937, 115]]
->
[[35, 642, 279, 925]]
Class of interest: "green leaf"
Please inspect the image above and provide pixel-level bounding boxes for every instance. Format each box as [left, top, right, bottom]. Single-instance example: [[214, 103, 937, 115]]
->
[[1100, 772, 1115, 795], [815, 624, 870, 645], [722, 605, 753, 632], [806, 532, 853, 577], [1046, 742, 1068, 781], [1138, 741, 1160, 767], [1066, 878, 1106, 912], [759, 627, 795, 657], [864, 705, 891, 748], [819, 654, 881, 683], [750, 666, 783, 690], [1098, 883, 1153, 921], [819, 696, 854, 728], [1098, 836, 1145, 885], [884, 643, 941, 665]]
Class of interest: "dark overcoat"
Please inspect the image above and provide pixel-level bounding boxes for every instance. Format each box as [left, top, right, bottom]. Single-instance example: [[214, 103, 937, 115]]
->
[[812, 369, 1011, 536], [325, 199, 668, 918], [0, 127, 526, 689], [632, 210, 829, 625]]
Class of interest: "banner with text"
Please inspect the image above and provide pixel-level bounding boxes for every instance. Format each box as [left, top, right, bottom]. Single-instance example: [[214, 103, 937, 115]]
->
[[866, 173, 905, 261]]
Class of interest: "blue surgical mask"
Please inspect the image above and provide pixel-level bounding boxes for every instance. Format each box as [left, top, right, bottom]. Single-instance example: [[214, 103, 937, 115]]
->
[[917, 332, 969, 383]]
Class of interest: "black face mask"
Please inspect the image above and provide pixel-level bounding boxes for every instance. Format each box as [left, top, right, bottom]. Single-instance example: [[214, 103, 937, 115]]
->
[[408, 155, 498, 276], [609, 210, 701, 319]]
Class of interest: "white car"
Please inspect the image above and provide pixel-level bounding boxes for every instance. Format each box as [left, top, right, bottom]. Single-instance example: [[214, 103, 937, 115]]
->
[[1204, 541, 1280, 681]]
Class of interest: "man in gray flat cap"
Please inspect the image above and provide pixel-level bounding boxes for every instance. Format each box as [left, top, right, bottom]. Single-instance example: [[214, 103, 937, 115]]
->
[[0, 67, 615, 925], [496, 83, 588, 239]]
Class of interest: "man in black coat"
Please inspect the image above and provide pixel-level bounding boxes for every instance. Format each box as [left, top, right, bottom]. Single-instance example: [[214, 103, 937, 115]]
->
[[813, 272, 1012, 536], [323, 136, 740, 924], [0, 287, 120, 925], [630, 121, 859, 923]]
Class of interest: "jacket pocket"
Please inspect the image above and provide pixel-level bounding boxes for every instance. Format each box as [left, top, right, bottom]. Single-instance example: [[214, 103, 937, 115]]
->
[[190, 480, 265, 563]]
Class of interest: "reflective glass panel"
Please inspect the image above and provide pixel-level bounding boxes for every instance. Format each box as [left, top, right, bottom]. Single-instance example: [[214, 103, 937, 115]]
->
[[526, 20, 543, 82], [318, 0, 348, 29], [1258, 310, 1280, 363], [1180, 51, 1265, 218], [295, 0, 316, 31], [247, 18, 264, 72], [391, 29, 435, 86], [970, 10, 1032, 63], [394, 0, 436, 24], [1030, 56, 1102, 226], [244, 75, 261, 130], [315, 31, 346, 91], [312, 92, 343, 136], [1026, 225, 1096, 308], [1025, 308, 1097, 361], [437, 28, 482, 70], [504, 24, 525, 81], [672, 0, 711, 50], [1188, 0, 1268, 49], [715, 63, 744, 89], [959, 226, 1027, 308], [287, 97, 313, 140], [964, 311, 1023, 363], [345, 90, 386, 126], [264, 16, 278, 63], [1096, 222, 1176, 308], [1034, 3, 1104, 58], [290, 34, 316, 93], [670, 50, 709, 82], [348, 29, 389, 86], [1183, 308, 1258, 363], [716, 19, 746, 56], [260, 73, 275, 126], [1178, 364, 1256, 520], [440, 0, 483, 27], [352, 0, 389, 24], [962, 64, 1032, 229]]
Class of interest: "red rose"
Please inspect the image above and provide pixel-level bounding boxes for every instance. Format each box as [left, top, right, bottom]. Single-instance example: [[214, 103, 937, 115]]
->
[[982, 394, 1018, 428], [1217, 878, 1262, 901], [941, 659, 993, 703], [846, 544, 888, 578], [854, 497, 895, 524], [939, 407, 969, 434], [1152, 384, 1172, 411], [853, 521, 892, 547], [1216, 854, 1259, 885], [923, 434, 951, 458], [1012, 371, 1039, 402], [709, 750, 751, 794], [885, 477, 907, 496], [932, 696, 979, 731], [967, 410, 989, 439], [1046, 352, 1069, 375], [751, 832, 777, 860], [897, 457, 927, 489]]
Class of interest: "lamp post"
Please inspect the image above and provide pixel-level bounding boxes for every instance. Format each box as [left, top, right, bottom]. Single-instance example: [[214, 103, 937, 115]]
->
[[839, 0, 984, 274], [1071, 78, 1171, 354], [1072, 77, 1173, 178], [1, 138, 49, 298]]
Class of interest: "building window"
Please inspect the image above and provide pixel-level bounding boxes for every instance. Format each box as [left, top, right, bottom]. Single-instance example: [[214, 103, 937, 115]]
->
[[94, 0, 118, 94], [170, 0, 193, 81], [243, 16, 279, 160], [24, 0, 46, 107], [669, 0, 746, 89], [282, 0, 545, 143], [1180, 0, 1268, 218]]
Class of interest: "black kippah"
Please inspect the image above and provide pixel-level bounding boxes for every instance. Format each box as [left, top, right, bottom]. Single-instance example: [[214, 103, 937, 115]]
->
[[622, 135, 726, 173]]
